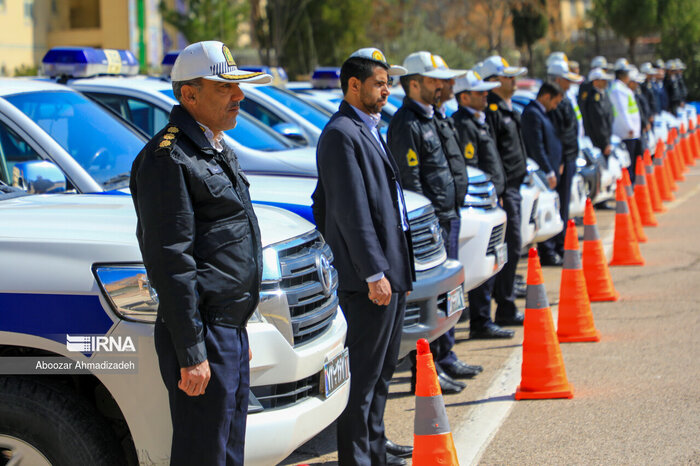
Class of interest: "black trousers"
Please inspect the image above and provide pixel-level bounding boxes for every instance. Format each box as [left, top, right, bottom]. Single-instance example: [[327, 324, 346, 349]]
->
[[337, 291, 406, 466], [539, 159, 576, 257], [468, 275, 496, 331], [429, 217, 462, 367], [624, 138, 642, 184], [155, 320, 249, 466], [493, 185, 522, 320]]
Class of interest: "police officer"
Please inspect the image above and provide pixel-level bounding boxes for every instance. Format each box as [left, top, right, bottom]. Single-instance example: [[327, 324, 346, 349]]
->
[[629, 67, 652, 150], [546, 60, 584, 259], [578, 56, 610, 120], [130, 41, 272, 465], [654, 59, 669, 113], [452, 70, 515, 340], [664, 59, 683, 114], [611, 58, 642, 182], [583, 67, 615, 159], [387, 51, 467, 394], [640, 62, 660, 118], [675, 59, 689, 107], [480, 55, 528, 327]]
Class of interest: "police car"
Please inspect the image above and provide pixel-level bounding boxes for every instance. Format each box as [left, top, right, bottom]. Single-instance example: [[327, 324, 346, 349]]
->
[[0, 75, 350, 464], [38, 47, 469, 360]]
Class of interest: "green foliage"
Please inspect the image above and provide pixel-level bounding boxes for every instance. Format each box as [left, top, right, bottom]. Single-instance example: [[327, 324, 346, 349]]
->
[[159, 0, 249, 47], [511, 2, 547, 68], [14, 64, 38, 77], [656, 0, 700, 100]]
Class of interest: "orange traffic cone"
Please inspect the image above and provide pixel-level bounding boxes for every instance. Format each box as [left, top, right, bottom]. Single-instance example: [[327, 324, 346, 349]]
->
[[655, 143, 676, 200], [670, 131, 686, 181], [634, 156, 658, 227], [681, 124, 695, 166], [693, 117, 700, 159], [644, 150, 665, 213], [662, 141, 679, 193], [515, 249, 574, 400], [622, 169, 647, 243], [610, 179, 645, 266], [677, 128, 690, 173], [557, 220, 601, 343], [412, 339, 459, 465], [582, 199, 619, 301]]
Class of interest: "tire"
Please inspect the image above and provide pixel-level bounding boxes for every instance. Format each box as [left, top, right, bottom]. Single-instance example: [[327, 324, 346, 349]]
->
[[0, 377, 124, 466]]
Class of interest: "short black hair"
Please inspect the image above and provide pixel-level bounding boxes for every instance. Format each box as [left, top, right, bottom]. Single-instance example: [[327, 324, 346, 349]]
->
[[615, 70, 629, 80], [399, 74, 422, 95], [340, 57, 389, 95], [537, 81, 563, 99]]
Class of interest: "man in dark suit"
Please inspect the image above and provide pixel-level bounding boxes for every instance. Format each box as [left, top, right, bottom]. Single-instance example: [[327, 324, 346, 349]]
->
[[312, 48, 415, 466], [520, 81, 564, 265]]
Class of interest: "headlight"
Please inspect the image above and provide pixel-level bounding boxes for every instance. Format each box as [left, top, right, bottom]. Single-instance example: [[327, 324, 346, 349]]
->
[[576, 156, 588, 168], [93, 264, 158, 323]]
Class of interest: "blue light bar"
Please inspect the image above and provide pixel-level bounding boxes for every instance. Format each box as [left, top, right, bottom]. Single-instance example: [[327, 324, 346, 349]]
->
[[311, 67, 341, 89], [161, 50, 180, 78], [42, 47, 139, 78]]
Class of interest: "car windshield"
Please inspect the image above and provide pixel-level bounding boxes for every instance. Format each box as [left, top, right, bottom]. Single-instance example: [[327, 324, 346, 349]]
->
[[5, 91, 145, 190], [255, 86, 331, 129], [159, 89, 295, 151]]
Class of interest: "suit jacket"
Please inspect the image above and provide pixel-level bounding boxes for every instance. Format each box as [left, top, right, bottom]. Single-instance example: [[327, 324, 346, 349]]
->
[[312, 100, 415, 293], [521, 100, 562, 176]]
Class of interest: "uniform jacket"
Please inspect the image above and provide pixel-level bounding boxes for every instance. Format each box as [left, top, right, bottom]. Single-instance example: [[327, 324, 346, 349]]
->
[[654, 80, 668, 113], [642, 80, 659, 115], [312, 100, 415, 293], [521, 100, 563, 176], [664, 75, 682, 113], [387, 97, 459, 221], [548, 95, 580, 163], [485, 92, 529, 186], [434, 109, 469, 206], [583, 87, 614, 152], [610, 80, 641, 140], [452, 106, 506, 196], [577, 80, 594, 121], [130, 105, 262, 367], [635, 88, 651, 129]]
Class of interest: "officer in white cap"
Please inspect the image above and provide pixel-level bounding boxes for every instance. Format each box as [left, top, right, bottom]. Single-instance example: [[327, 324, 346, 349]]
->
[[578, 56, 609, 115], [629, 66, 653, 151], [582, 68, 615, 159], [388, 51, 476, 396], [451, 71, 516, 340], [640, 62, 660, 117], [130, 40, 271, 466], [312, 46, 414, 466], [546, 60, 584, 259], [611, 58, 642, 181], [475, 55, 528, 326], [546, 51, 568, 68]]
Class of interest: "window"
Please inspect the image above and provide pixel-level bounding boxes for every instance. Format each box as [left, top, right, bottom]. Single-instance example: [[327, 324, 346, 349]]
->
[[86, 92, 169, 137], [239, 98, 287, 128], [255, 86, 332, 130], [0, 120, 42, 185]]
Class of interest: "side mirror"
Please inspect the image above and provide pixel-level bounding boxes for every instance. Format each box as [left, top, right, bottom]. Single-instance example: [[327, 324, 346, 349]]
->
[[12, 160, 66, 194], [271, 122, 308, 145]]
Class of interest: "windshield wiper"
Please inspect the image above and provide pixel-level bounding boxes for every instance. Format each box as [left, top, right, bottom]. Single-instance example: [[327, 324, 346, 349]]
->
[[101, 172, 131, 190]]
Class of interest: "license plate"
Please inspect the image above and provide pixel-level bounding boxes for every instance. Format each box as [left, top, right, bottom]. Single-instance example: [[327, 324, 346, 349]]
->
[[447, 285, 466, 317], [323, 348, 349, 398], [495, 243, 508, 269]]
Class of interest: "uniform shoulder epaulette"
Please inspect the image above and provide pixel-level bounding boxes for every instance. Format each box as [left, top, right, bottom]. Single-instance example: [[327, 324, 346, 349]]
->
[[155, 126, 180, 154]]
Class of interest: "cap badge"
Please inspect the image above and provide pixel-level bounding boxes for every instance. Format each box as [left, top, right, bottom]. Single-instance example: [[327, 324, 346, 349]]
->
[[222, 45, 236, 67], [474, 71, 482, 80], [372, 50, 385, 63], [501, 57, 510, 67]]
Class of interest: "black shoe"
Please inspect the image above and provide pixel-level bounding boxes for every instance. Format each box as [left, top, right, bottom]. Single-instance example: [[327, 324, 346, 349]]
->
[[387, 452, 407, 465], [442, 359, 483, 379], [411, 367, 465, 394], [514, 281, 527, 298], [540, 252, 563, 266], [495, 312, 525, 327], [385, 439, 413, 458], [470, 322, 515, 339]]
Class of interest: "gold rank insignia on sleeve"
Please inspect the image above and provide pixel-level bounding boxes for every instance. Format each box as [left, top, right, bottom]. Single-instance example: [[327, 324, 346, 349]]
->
[[406, 148, 419, 167], [464, 142, 475, 159], [166, 126, 179, 134], [163, 133, 175, 140], [595, 93, 600, 101], [159, 140, 172, 148], [489, 103, 498, 112]]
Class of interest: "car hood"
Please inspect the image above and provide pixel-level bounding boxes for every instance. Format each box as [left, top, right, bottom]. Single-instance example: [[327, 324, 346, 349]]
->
[[0, 194, 313, 248], [237, 145, 317, 177]]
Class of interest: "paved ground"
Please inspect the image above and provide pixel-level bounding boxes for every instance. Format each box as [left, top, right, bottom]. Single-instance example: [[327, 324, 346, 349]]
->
[[283, 164, 700, 465]]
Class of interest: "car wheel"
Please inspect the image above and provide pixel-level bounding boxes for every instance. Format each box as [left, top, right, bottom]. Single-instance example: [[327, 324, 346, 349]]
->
[[0, 377, 124, 466]]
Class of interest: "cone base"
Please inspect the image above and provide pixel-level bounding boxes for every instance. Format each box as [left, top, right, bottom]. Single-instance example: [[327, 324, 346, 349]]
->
[[610, 258, 645, 266], [413, 433, 458, 465], [652, 206, 667, 213], [641, 220, 658, 227], [589, 290, 620, 302], [558, 329, 601, 343], [515, 384, 574, 400]]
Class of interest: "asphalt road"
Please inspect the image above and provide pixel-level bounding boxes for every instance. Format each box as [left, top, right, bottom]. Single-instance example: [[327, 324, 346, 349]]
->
[[284, 164, 700, 465]]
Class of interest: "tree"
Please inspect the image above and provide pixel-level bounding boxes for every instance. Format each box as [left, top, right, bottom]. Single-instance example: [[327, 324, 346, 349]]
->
[[598, 0, 658, 63], [657, 0, 700, 100], [511, 1, 547, 69], [159, 0, 249, 48]]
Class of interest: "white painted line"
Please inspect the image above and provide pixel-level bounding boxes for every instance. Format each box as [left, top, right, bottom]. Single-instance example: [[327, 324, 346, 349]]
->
[[453, 349, 522, 466]]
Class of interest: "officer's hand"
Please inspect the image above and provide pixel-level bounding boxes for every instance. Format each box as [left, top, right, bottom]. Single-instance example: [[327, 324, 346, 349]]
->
[[179, 359, 210, 397], [249, 348, 253, 361], [559, 164, 564, 175], [547, 174, 557, 189], [604, 145, 612, 156], [368, 277, 392, 306]]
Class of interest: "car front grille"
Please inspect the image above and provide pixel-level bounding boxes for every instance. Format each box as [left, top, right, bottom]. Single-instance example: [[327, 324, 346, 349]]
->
[[409, 205, 447, 272], [403, 291, 448, 329], [465, 178, 498, 209], [250, 374, 320, 410], [277, 231, 339, 346], [486, 222, 506, 256]]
